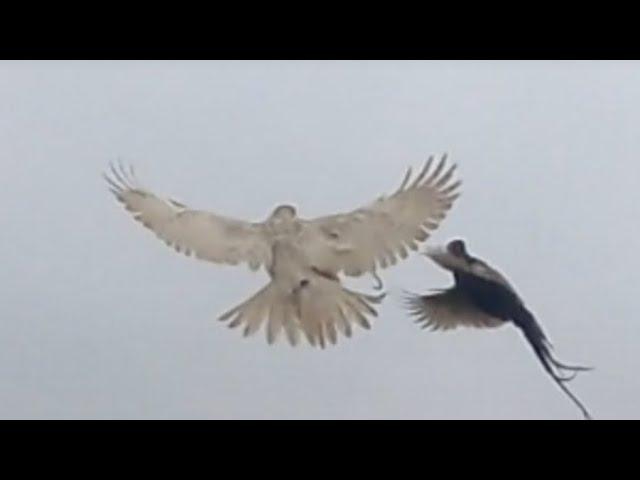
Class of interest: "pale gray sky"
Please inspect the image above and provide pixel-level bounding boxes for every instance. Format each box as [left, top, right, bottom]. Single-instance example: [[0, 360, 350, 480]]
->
[[1, 61, 638, 419]]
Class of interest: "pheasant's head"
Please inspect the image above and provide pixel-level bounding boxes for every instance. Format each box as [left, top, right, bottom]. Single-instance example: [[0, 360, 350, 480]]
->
[[447, 239, 468, 258]]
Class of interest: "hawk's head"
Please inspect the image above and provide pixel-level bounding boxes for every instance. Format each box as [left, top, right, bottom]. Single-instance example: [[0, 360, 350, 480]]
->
[[270, 204, 297, 221]]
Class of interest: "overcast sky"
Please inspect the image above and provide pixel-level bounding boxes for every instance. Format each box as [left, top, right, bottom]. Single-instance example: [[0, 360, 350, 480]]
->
[[1, 61, 638, 419]]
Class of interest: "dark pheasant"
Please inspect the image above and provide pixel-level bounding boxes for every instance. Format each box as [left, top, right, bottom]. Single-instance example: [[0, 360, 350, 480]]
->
[[403, 239, 593, 419]]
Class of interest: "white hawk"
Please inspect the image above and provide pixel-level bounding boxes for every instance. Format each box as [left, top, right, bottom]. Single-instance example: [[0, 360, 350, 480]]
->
[[105, 154, 461, 348]]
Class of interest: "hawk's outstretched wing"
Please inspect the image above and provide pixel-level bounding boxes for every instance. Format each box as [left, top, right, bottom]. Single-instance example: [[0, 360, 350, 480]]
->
[[104, 162, 272, 270], [403, 288, 504, 331], [299, 154, 461, 277]]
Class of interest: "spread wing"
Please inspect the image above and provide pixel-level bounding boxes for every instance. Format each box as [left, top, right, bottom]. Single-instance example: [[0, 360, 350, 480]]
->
[[403, 288, 505, 331], [104, 162, 272, 270], [299, 154, 461, 277]]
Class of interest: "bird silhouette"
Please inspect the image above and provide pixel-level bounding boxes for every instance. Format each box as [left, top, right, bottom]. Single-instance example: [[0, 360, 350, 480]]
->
[[104, 155, 460, 348], [403, 239, 593, 419]]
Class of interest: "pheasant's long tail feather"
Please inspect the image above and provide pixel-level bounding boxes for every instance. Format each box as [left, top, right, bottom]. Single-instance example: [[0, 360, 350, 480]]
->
[[512, 305, 593, 420]]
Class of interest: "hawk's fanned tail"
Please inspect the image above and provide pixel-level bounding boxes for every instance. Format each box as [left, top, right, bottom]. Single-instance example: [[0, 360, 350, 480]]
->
[[219, 277, 385, 348]]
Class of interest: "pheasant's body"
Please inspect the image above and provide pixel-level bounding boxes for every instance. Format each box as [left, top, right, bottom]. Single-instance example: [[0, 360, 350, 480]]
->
[[404, 239, 593, 419]]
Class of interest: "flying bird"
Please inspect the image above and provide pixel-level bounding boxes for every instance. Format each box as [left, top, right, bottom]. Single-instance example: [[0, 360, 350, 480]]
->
[[104, 154, 461, 348], [403, 239, 593, 419]]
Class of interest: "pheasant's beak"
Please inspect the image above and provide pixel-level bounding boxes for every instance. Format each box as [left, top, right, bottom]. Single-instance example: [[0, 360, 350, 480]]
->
[[423, 246, 450, 267], [423, 245, 444, 259], [423, 244, 468, 273]]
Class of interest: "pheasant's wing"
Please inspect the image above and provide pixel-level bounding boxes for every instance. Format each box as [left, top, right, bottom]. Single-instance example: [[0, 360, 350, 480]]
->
[[403, 288, 505, 331], [104, 162, 272, 270], [299, 154, 461, 278]]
